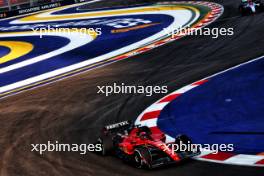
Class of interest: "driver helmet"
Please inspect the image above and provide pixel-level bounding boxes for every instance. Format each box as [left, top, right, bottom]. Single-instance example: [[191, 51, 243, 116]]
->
[[139, 131, 148, 139]]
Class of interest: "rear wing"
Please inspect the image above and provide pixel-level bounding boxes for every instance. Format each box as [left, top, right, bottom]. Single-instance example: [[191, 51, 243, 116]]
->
[[103, 121, 132, 132]]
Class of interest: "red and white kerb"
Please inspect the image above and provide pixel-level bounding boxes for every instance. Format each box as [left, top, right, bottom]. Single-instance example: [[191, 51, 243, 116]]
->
[[135, 78, 264, 167]]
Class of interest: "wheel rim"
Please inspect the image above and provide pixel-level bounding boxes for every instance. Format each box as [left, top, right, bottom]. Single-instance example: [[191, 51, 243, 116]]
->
[[134, 151, 142, 168]]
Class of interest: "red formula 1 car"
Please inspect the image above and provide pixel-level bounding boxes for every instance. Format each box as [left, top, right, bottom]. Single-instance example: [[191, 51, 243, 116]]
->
[[96, 121, 200, 169]]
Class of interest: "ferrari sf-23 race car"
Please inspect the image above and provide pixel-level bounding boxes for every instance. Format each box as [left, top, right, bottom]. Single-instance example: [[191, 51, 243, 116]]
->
[[239, 0, 264, 15], [96, 121, 200, 169]]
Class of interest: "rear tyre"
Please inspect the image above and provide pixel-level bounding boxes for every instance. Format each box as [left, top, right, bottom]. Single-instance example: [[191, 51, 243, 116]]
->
[[97, 136, 113, 156], [239, 6, 247, 16], [259, 3, 264, 11], [138, 126, 152, 135], [134, 147, 152, 169]]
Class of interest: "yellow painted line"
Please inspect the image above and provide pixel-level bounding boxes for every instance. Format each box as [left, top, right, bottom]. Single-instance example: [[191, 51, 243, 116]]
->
[[18, 5, 198, 23], [0, 41, 34, 64]]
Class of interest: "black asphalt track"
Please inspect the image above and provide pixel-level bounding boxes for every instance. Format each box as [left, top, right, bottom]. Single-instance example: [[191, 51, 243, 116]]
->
[[0, 0, 264, 175]]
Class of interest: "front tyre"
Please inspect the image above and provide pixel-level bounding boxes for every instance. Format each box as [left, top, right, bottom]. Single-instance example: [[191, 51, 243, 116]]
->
[[134, 147, 152, 169]]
